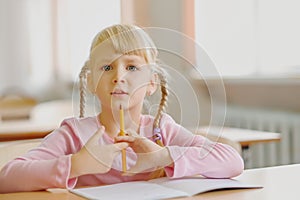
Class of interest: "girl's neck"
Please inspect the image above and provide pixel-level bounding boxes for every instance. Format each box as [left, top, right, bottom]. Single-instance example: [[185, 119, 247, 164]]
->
[[99, 106, 141, 138]]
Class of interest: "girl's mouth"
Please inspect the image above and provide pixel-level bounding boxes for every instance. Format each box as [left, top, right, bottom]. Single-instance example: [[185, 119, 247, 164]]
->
[[110, 89, 128, 95]]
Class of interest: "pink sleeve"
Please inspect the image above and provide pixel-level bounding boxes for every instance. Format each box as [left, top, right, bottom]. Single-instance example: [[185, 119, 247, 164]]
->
[[0, 155, 76, 193], [0, 118, 84, 193], [160, 115, 244, 179]]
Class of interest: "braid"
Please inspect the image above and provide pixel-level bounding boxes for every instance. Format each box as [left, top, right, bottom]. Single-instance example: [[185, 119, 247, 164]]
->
[[153, 68, 168, 147], [149, 71, 169, 179], [79, 62, 89, 118]]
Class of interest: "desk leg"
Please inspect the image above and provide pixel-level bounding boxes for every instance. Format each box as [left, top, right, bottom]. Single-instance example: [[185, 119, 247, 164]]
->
[[242, 146, 251, 169]]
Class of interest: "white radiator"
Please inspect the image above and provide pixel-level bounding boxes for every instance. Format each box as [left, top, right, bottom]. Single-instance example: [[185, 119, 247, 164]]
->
[[223, 106, 300, 168]]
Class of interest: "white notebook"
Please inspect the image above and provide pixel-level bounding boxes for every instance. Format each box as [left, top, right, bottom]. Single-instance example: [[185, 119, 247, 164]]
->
[[70, 177, 262, 200]]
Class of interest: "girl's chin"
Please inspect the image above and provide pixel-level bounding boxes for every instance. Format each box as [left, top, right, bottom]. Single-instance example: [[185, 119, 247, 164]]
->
[[110, 100, 129, 109]]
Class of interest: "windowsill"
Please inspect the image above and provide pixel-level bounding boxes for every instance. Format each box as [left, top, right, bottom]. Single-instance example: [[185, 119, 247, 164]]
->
[[194, 74, 300, 84], [221, 76, 300, 85], [193, 74, 300, 112]]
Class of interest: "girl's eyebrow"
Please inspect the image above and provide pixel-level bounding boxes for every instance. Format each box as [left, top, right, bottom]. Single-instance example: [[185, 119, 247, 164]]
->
[[101, 56, 118, 62], [95, 58, 114, 66], [95, 55, 145, 65], [123, 55, 145, 62]]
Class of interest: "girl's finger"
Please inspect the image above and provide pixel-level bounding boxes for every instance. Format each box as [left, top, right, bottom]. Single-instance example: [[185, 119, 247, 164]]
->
[[113, 142, 129, 151], [126, 130, 139, 137], [122, 172, 135, 176], [114, 135, 136, 142]]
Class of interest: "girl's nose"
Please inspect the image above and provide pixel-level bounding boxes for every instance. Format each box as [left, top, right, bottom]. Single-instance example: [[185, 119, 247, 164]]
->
[[112, 68, 125, 83], [113, 78, 125, 83]]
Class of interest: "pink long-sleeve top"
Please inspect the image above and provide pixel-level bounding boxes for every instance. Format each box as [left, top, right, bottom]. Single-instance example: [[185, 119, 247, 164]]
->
[[0, 113, 244, 193]]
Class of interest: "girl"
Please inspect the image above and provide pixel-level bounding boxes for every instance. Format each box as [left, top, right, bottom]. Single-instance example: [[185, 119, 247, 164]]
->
[[0, 24, 244, 193]]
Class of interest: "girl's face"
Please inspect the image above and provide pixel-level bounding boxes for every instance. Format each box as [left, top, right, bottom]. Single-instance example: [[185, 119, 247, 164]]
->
[[88, 41, 157, 112]]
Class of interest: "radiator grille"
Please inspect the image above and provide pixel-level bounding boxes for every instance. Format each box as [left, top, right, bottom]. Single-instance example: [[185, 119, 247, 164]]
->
[[223, 106, 300, 168]]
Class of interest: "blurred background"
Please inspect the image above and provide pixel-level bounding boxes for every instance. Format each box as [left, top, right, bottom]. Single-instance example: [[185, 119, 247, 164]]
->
[[1, 0, 300, 168]]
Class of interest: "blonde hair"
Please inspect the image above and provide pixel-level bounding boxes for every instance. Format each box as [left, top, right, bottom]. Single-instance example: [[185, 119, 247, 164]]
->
[[79, 24, 168, 147]]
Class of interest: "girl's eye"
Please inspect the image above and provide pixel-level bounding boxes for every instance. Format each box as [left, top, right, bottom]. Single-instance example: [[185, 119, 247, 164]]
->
[[102, 65, 113, 71], [127, 65, 138, 71]]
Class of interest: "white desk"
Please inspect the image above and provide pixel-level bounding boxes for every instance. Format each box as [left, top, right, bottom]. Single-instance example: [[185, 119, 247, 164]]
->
[[187, 164, 300, 200], [0, 164, 299, 199]]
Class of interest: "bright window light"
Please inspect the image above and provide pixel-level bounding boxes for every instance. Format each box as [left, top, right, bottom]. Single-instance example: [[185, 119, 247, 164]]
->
[[195, 0, 300, 78]]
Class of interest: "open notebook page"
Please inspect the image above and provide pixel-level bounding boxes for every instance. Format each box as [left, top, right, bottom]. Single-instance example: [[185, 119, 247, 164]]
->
[[71, 181, 187, 200], [70, 177, 262, 200], [149, 177, 262, 196]]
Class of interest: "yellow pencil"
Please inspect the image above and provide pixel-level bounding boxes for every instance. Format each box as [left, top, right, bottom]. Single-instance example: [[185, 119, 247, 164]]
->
[[119, 105, 127, 172]]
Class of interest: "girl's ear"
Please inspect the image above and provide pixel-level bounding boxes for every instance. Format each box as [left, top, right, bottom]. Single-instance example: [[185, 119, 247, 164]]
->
[[147, 73, 158, 96]]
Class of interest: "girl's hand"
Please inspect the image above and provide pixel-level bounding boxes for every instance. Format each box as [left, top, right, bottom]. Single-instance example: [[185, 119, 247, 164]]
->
[[70, 126, 128, 178], [114, 133, 173, 175]]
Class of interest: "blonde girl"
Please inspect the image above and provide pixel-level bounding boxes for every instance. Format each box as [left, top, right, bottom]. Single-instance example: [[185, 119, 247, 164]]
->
[[0, 24, 243, 193]]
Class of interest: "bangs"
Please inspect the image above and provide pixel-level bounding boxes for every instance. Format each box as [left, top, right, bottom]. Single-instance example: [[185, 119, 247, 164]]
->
[[91, 24, 158, 63]]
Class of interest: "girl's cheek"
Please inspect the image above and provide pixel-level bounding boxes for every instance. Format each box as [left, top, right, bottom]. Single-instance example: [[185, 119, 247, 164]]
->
[[95, 74, 108, 86]]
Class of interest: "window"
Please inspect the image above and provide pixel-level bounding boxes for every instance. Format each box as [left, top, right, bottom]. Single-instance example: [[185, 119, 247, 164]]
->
[[0, 0, 120, 97], [195, 0, 300, 77]]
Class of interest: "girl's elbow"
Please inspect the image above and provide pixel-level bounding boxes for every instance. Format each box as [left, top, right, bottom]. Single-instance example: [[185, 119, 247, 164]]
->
[[226, 156, 245, 178]]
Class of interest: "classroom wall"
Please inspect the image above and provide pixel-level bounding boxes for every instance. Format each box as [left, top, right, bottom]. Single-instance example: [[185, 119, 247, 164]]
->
[[2, 0, 298, 127]]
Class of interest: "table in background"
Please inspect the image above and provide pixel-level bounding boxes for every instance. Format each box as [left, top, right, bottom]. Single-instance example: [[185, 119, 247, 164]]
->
[[0, 120, 56, 141], [1, 164, 299, 200], [0, 99, 73, 142], [196, 126, 281, 148], [195, 126, 281, 167]]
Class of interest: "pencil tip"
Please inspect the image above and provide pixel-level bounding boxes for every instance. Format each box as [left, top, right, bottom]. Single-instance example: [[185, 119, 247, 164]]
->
[[120, 104, 122, 110]]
